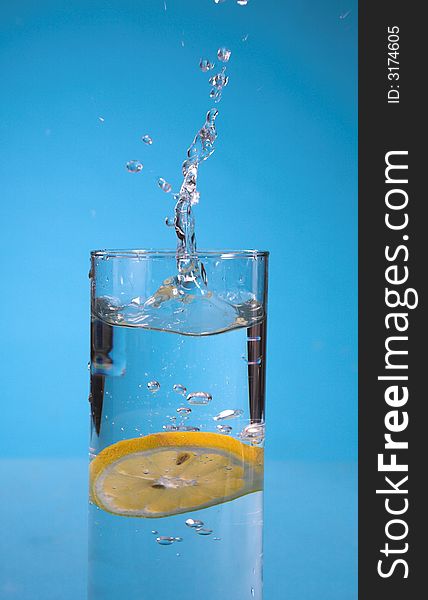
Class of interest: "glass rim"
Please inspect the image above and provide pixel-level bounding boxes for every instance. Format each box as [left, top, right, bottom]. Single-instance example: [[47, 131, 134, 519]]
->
[[91, 248, 269, 260]]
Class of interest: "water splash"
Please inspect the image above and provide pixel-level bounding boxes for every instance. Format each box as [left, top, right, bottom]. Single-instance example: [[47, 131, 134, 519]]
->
[[142, 134, 153, 145], [217, 47, 231, 63], [126, 160, 143, 173], [200, 58, 215, 72]]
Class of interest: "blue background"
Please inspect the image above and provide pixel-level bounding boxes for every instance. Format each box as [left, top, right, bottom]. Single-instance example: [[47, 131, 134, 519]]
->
[[0, 0, 357, 598]]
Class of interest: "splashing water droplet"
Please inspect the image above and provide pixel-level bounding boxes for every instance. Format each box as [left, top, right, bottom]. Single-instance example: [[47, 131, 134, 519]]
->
[[213, 409, 243, 421], [158, 177, 172, 193], [126, 160, 143, 173], [142, 134, 153, 145], [209, 67, 229, 90], [165, 216, 175, 227], [147, 380, 160, 392], [156, 536, 175, 546], [216, 424, 233, 434], [176, 406, 192, 415], [186, 391, 212, 405], [239, 422, 265, 444], [185, 518, 204, 528], [173, 383, 187, 396], [199, 58, 215, 72], [196, 528, 213, 536], [217, 47, 232, 63]]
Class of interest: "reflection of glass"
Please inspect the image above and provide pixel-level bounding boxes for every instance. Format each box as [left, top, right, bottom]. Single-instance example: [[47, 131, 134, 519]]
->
[[88, 250, 269, 600]]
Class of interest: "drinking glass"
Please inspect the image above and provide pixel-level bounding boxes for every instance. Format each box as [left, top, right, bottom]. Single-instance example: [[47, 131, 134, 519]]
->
[[88, 249, 268, 600]]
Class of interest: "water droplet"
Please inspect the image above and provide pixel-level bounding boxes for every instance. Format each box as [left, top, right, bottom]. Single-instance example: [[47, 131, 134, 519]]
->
[[176, 425, 200, 432], [126, 160, 143, 173], [199, 58, 215, 72], [237, 0, 249, 5], [157, 177, 172, 193], [176, 406, 192, 415], [151, 530, 158, 534], [156, 536, 175, 546], [213, 409, 243, 421], [209, 68, 229, 90], [165, 216, 175, 227], [247, 336, 261, 342], [174, 537, 183, 542], [217, 47, 231, 63], [213, 536, 221, 540], [98, 116, 105, 123], [214, 0, 226, 3], [185, 518, 204, 528], [173, 384, 187, 396], [142, 134, 153, 145], [196, 528, 213, 536], [239, 423, 265, 444], [186, 391, 212, 405], [216, 424, 233, 434], [251, 587, 255, 597], [147, 380, 160, 392], [242, 33, 249, 42]]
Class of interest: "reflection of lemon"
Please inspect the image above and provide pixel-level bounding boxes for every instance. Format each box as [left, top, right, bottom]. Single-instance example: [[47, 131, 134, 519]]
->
[[90, 432, 263, 518]]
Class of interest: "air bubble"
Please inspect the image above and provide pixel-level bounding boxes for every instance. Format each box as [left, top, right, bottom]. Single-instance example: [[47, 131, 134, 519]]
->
[[126, 160, 143, 173], [177, 406, 192, 415], [213, 409, 243, 421], [217, 47, 231, 63], [199, 58, 215, 72], [142, 134, 153, 145], [185, 518, 204, 528], [237, 0, 249, 5], [239, 423, 265, 444], [165, 216, 175, 227], [151, 530, 158, 535], [173, 384, 187, 396], [216, 425, 233, 434], [98, 116, 105, 123], [196, 528, 213, 536], [158, 177, 172, 193], [251, 587, 255, 597], [156, 536, 175, 546], [187, 391, 212, 405], [147, 380, 160, 392], [174, 537, 183, 542]]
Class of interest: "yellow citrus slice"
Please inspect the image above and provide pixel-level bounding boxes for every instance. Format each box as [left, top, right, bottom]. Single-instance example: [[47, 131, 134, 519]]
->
[[90, 431, 263, 518]]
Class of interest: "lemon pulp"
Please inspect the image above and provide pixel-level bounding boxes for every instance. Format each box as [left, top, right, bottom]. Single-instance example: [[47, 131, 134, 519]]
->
[[90, 431, 263, 518]]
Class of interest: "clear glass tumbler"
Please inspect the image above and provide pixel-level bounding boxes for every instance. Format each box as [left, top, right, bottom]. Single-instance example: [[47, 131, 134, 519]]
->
[[88, 249, 268, 600]]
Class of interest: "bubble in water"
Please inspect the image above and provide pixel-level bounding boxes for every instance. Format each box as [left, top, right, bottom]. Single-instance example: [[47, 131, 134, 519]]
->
[[242, 356, 262, 365], [158, 177, 172, 193], [173, 384, 187, 396], [156, 536, 175, 546], [239, 423, 265, 444], [174, 537, 183, 542], [176, 406, 192, 415], [177, 425, 200, 432], [242, 33, 249, 42], [217, 47, 232, 63], [163, 424, 179, 431], [199, 58, 215, 72], [339, 10, 351, 20], [126, 160, 143, 173], [196, 528, 213, 536], [142, 134, 153, 145], [98, 116, 105, 123], [214, 0, 226, 3], [187, 391, 212, 405], [147, 380, 160, 392], [216, 424, 233, 434], [237, 0, 249, 5], [213, 409, 243, 421], [165, 216, 175, 227], [185, 518, 204, 528], [151, 530, 158, 535], [251, 587, 255, 597]]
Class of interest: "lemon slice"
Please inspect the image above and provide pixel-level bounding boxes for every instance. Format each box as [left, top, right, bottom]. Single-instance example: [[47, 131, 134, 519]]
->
[[90, 431, 263, 518]]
